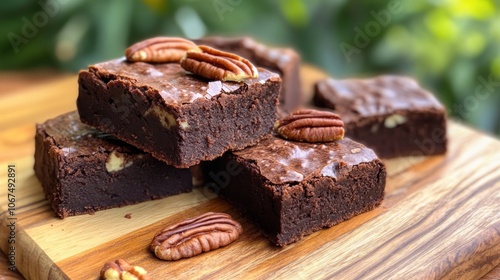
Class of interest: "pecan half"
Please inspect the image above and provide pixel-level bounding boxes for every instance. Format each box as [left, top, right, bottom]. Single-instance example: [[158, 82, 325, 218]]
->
[[180, 45, 258, 82], [125, 37, 200, 63], [100, 259, 151, 280], [150, 212, 243, 261], [275, 109, 345, 143]]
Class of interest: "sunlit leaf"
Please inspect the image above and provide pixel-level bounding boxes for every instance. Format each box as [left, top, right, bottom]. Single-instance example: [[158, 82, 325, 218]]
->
[[448, 0, 495, 19], [278, 0, 309, 27], [488, 18, 500, 41], [490, 56, 500, 78], [385, 25, 409, 50], [459, 32, 486, 56], [424, 9, 458, 41]]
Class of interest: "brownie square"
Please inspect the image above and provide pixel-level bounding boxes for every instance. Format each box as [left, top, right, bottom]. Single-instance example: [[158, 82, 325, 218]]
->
[[196, 36, 301, 112], [77, 59, 281, 168], [202, 136, 386, 246], [34, 112, 192, 218], [313, 76, 447, 158]]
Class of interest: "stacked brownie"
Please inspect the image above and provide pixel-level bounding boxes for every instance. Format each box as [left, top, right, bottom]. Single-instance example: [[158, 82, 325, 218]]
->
[[35, 37, 284, 218], [77, 58, 281, 167], [35, 36, 395, 247]]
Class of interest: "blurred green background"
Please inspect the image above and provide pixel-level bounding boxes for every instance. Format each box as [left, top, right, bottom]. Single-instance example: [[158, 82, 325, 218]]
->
[[1, 0, 499, 135]]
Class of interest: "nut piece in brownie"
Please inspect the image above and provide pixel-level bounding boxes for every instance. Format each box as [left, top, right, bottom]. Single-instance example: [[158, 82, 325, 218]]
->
[[78, 57, 281, 168], [202, 136, 386, 246], [34, 111, 192, 218], [196, 36, 301, 112], [313, 76, 447, 158]]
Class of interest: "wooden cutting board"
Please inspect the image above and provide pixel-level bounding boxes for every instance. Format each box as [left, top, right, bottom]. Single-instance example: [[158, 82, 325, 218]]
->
[[0, 68, 499, 280]]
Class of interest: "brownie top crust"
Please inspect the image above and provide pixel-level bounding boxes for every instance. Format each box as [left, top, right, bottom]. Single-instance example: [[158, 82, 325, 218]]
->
[[233, 136, 378, 184], [89, 58, 280, 106], [39, 111, 139, 157], [314, 75, 444, 122]]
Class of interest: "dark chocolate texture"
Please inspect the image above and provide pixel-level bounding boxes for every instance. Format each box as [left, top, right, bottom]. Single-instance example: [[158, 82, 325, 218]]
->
[[196, 36, 301, 112], [34, 111, 192, 218], [202, 136, 386, 246], [314, 75, 447, 158], [77, 59, 281, 168]]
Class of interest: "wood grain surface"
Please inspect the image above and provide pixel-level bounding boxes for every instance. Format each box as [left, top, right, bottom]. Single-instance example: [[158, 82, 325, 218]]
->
[[1, 68, 499, 279]]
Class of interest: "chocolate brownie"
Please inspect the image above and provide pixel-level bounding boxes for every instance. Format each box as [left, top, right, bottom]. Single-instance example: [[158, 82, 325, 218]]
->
[[34, 111, 192, 218], [77, 59, 281, 168], [196, 36, 301, 112], [313, 76, 447, 158], [202, 136, 386, 246]]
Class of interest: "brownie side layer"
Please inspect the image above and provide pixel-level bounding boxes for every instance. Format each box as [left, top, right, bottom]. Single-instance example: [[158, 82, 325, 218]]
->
[[202, 137, 386, 246], [77, 60, 281, 168], [196, 36, 301, 112], [34, 112, 192, 218], [340, 111, 447, 157], [313, 76, 447, 158]]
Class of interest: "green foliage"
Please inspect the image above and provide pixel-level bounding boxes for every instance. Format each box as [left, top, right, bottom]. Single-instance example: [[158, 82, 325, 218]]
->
[[0, 0, 498, 134]]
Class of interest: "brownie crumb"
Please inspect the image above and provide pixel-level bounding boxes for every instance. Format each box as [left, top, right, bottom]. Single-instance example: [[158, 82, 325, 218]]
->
[[124, 213, 132, 219]]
